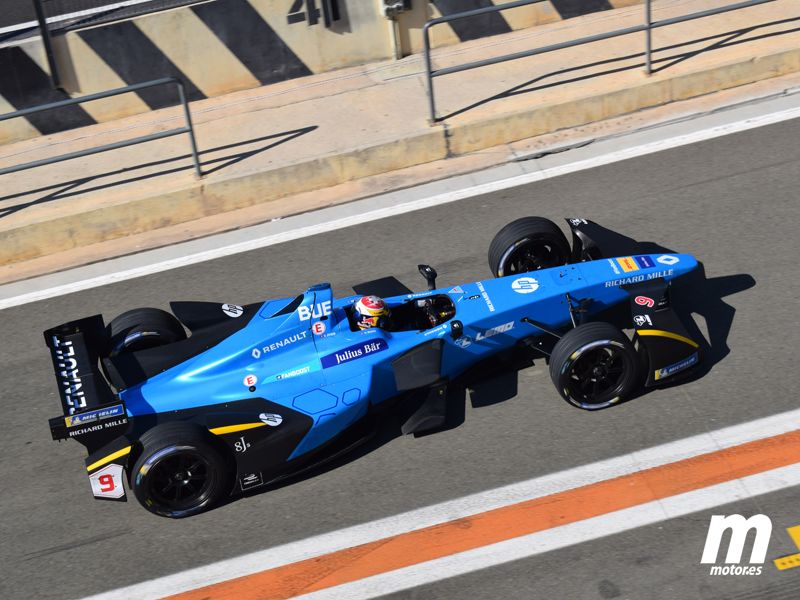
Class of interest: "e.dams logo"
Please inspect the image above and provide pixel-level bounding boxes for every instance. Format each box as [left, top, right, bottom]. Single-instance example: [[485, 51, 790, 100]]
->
[[701, 514, 800, 575]]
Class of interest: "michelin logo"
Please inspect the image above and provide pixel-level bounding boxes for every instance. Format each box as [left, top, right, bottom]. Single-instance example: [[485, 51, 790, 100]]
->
[[654, 352, 698, 381], [64, 404, 125, 428]]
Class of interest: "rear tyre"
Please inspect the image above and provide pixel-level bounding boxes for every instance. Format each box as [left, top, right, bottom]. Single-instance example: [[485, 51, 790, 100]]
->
[[106, 308, 186, 357], [549, 322, 640, 410], [131, 424, 230, 518], [488, 217, 571, 278]]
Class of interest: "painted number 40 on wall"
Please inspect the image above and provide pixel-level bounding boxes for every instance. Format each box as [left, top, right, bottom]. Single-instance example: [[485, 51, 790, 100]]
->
[[287, 0, 340, 27]]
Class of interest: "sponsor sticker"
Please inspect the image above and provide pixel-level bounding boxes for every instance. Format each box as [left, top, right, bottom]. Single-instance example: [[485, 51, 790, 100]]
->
[[424, 324, 448, 337], [222, 303, 244, 318], [605, 269, 673, 288], [298, 301, 332, 321], [511, 277, 539, 294], [251, 348, 261, 359], [476, 321, 514, 341], [64, 404, 125, 428], [569, 218, 588, 226], [67, 418, 128, 438], [258, 330, 308, 355], [234, 436, 251, 453], [476, 281, 495, 311], [654, 352, 699, 381], [240, 472, 264, 491], [657, 255, 680, 266], [321, 340, 388, 368], [276, 365, 311, 381], [89, 464, 125, 499], [633, 314, 653, 327], [312, 321, 326, 335], [616, 257, 639, 273], [243, 374, 258, 387], [449, 286, 464, 294], [51, 336, 87, 414], [634, 255, 655, 269], [261, 361, 319, 384], [259, 413, 283, 427], [455, 336, 472, 349], [607, 259, 621, 275]]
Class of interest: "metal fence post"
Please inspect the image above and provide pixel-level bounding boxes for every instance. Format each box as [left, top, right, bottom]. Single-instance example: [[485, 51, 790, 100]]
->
[[32, 0, 62, 89], [645, 0, 653, 75], [0, 78, 204, 178], [177, 81, 203, 177], [423, 23, 437, 124]]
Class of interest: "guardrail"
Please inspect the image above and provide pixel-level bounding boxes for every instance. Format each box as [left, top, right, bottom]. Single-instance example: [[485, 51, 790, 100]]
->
[[0, 77, 202, 177], [422, 0, 777, 123]]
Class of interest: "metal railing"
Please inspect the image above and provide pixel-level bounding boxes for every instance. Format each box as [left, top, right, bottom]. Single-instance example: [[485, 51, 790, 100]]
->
[[422, 0, 777, 123], [0, 77, 202, 177]]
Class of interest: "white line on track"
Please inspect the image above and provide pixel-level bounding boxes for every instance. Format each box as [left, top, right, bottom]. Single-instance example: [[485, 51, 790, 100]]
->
[[82, 406, 800, 600], [2, 103, 799, 312], [295, 464, 800, 600]]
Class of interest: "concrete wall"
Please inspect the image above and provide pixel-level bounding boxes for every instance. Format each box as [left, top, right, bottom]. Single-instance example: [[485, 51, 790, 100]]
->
[[0, 0, 645, 145]]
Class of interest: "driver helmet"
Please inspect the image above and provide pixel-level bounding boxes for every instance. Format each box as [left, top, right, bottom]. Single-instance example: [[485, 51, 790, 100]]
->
[[354, 296, 390, 329]]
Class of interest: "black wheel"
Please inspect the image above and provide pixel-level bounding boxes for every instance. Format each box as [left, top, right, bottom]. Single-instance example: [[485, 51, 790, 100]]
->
[[131, 424, 230, 518], [549, 322, 640, 410], [488, 217, 571, 278], [106, 308, 186, 357]]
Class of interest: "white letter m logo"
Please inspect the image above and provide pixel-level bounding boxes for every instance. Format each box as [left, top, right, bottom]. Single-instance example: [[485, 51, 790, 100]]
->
[[701, 514, 772, 564]]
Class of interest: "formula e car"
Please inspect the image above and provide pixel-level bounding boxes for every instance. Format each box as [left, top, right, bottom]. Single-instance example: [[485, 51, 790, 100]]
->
[[46, 218, 702, 517]]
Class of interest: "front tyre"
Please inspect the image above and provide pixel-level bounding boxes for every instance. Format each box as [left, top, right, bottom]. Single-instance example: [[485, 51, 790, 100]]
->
[[131, 425, 230, 518], [549, 322, 640, 410], [488, 217, 571, 278]]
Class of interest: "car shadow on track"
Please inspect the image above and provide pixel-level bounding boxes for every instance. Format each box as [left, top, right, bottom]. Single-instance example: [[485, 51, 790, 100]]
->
[[582, 226, 756, 402], [229, 371, 524, 505]]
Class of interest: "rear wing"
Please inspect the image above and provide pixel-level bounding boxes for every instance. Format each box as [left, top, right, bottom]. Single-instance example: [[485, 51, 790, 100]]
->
[[44, 316, 123, 446]]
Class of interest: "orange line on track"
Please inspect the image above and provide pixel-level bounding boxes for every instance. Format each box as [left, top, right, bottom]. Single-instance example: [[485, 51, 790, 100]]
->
[[168, 430, 800, 600]]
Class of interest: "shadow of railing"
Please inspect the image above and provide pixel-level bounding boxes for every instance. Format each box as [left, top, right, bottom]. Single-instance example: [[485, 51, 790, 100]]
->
[[439, 16, 800, 121], [0, 125, 317, 220]]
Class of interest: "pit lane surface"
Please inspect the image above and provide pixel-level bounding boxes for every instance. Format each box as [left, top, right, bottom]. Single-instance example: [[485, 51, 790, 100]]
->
[[1, 110, 799, 599]]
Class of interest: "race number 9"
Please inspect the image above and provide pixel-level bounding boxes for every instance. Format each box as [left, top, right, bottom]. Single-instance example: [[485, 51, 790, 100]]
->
[[634, 295, 655, 308], [89, 464, 125, 499], [98, 474, 115, 493]]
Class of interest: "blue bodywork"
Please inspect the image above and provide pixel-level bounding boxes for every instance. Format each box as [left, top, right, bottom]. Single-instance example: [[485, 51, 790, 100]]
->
[[119, 253, 697, 460]]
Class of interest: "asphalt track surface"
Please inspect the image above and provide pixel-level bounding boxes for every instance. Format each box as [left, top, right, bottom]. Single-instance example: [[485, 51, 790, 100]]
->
[[1, 115, 799, 599]]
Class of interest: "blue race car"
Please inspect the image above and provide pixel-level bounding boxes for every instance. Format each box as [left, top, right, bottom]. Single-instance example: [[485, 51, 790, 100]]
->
[[46, 218, 702, 517]]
